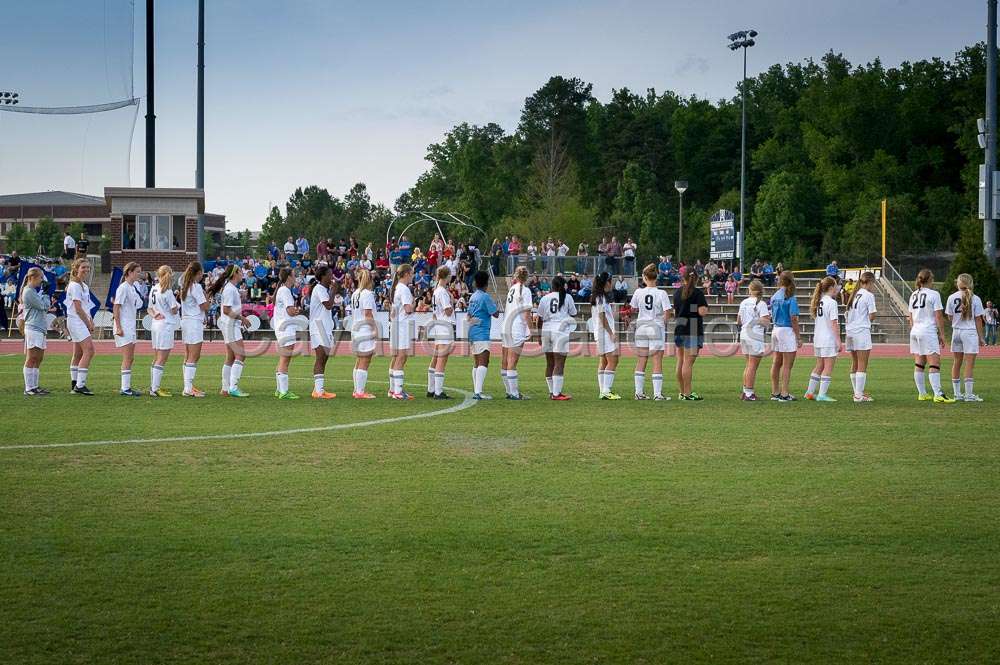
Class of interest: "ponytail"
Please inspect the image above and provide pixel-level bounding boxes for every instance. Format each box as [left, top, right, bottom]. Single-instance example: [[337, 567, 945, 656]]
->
[[156, 265, 173, 293], [681, 270, 697, 300], [552, 275, 567, 310], [591, 271, 611, 306], [207, 264, 237, 297], [848, 271, 875, 309], [180, 261, 203, 302], [810, 276, 837, 316], [957, 273, 974, 321], [778, 270, 795, 298], [915, 268, 934, 290]]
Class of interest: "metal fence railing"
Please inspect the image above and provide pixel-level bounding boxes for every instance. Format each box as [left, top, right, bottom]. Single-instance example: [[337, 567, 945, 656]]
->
[[502, 255, 638, 277]]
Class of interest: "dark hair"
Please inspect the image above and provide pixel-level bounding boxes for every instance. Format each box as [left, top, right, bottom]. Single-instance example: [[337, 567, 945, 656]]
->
[[474, 271, 489, 290], [681, 270, 697, 300], [207, 264, 238, 297], [278, 267, 294, 285], [591, 271, 611, 306], [314, 265, 331, 283], [180, 261, 203, 302], [552, 274, 567, 309]]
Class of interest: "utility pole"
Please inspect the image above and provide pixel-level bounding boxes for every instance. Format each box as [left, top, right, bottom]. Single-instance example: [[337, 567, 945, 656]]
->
[[986, 0, 997, 265], [196, 0, 206, 260], [675, 180, 688, 263], [145, 0, 155, 188]]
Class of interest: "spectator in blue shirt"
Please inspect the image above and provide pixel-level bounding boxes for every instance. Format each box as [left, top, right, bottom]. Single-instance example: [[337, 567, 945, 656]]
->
[[762, 261, 775, 286], [657, 256, 671, 285], [578, 275, 593, 301], [825, 260, 840, 281], [267, 241, 279, 260], [296, 235, 309, 257], [466, 271, 499, 399]]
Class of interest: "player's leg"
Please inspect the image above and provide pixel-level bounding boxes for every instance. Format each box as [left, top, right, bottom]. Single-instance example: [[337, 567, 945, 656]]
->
[[926, 352, 947, 400], [275, 344, 294, 398], [633, 348, 648, 399], [780, 351, 796, 398], [806, 355, 823, 399], [770, 351, 782, 398], [433, 347, 450, 398], [183, 340, 204, 396], [964, 351, 978, 400], [75, 338, 95, 391], [229, 340, 248, 396], [854, 349, 871, 400], [150, 348, 170, 395], [951, 351, 965, 399], [674, 346, 686, 397], [545, 352, 555, 396], [913, 353, 928, 398]]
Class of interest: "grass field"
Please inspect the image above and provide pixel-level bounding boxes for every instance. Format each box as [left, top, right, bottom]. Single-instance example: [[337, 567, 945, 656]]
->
[[1, 352, 998, 663]]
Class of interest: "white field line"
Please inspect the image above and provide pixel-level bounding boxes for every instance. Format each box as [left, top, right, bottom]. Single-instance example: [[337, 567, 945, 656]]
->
[[0, 378, 478, 451]]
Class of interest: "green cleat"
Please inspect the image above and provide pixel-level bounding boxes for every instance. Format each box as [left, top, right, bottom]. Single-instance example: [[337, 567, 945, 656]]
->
[[228, 388, 250, 398], [815, 394, 837, 402], [277, 391, 300, 400]]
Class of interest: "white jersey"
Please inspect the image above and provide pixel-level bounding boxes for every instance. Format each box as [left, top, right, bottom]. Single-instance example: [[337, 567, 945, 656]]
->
[[812, 294, 839, 348], [591, 295, 614, 331], [309, 283, 333, 330], [113, 281, 142, 320], [351, 288, 377, 315], [220, 282, 242, 322], [393, 283, 414, 323], [65, 281, 91, 326], [945, 291, 985, 330], [181, 282, 207, 321], [505, 283, 533, 314], [537, 291, 577, 328], [737, 296, 769, 340], [845, 289, 877, 333], [433, 285, 455, 324], [273, 285, 296, 332], [149, 284, 179, 325], [630, 286, 672, 325], [908, 287, 943, 335]]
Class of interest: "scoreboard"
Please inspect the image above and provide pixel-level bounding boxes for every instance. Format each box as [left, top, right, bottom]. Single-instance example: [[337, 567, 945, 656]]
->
[[710, 209, 736, 260]]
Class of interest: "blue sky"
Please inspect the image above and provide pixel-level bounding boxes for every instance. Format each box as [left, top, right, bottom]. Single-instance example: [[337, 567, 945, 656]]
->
[[0, 0, 986, 230]]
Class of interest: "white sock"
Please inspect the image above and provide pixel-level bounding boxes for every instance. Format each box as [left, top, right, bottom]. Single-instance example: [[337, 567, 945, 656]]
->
[[31, 367, 40, 390], [428, 367, 436, 392], [23, 366, 31, 391], [230, 361, 244, 391], [743, 385, 754, 396], [500, 369, 510, 395], [276, 372, 289, 394], [849, 372, 857, 394], [818, 375, 831, 397], [356, 368, 368, 393], [121, 369, 132, 392], [391, 370, 403, 394], [315, 373, 325, 393], [473, 365, 487, 394], [928, 371, 942, 396], [434, 371, 445, 395], [965, 377, 974, 396], [183, 363, 195, 391], [652, 373, 663, 397], [222, 364, 232, 391], [605, 370, 615, 393], [70, 365, 79, 384], [546, 376, 554, 394], [76, 367, 88, 387], [634, 371, 645, 395], [807, 374, 820, 395], [552, 374, 564, 396], [952, 378, 962, 397], [914, 369, 926, 396], [855, 372, 867, 397], [509, 370, 519, 396], [150, 364, 163, 391]]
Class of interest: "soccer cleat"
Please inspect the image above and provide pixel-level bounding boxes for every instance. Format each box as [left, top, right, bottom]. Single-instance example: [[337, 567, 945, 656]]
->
[[634, 393, 649, 400], [933, 394, 955, 404], [183, 388, 206, 398], [550, 393, 571, 401], [219, 388, 229, 397], [277, 391, 300, 400], [72, 385, 94, 396], [917, 394, 933, 401], [740, 393, 757, 401], [653, 394, 671, 401], [815, 394, 837, 402], [780, 394, 796, 402], [24, 388, 40, 396], [770, 393, 783, 401], [964, 393, 984, 402], [688, 392, 704, 401], [150, 388, 173, 398], [853, 394, 874, 403], [433, 392, 453, 400], [426, 391, 435, 398], [507, 393, 528, 400], [228, 388, 250, 398], [472, 393, 493, 400], [312, 390, 337, 399], [352, 391, 376, 399], [71, 380, 77, 391], [391, 391, 414, 401], [120, 388, 143, 397], [600, 392, 622, 400], [804, 393, 815, 401]]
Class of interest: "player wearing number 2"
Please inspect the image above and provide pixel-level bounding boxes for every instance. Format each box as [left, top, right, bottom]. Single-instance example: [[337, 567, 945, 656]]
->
[[946, 273, 986, 402], [845, 271, 877, 402], [630, 264, 673, 400], [804, 276, 841, 402], [908, 269, 954, 403], [538, 275, 577, 400]]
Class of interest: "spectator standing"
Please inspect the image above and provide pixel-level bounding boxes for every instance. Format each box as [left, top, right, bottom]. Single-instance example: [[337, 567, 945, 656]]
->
[[606, 236, 621, 273], [623, 237, 637, 275], [76, 234, 89, 257], [296, 234, 309, 258], [63, 231, 77, 260], [826, 260, 840, 281], [576, 242, 588, 274], [283, 236, 295, 257], [985, 301, 998, 345]]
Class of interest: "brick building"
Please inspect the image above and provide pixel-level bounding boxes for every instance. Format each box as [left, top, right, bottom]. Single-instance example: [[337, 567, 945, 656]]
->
[[0, 191, 110, 248]]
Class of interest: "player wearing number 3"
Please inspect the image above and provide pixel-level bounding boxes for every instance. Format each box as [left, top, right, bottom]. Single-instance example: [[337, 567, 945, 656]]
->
[[804, 276, 841, 402], [908, 269, 953, 403]]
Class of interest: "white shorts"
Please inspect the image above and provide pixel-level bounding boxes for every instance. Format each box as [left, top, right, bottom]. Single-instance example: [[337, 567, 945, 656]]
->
[[813, 345, 838, 358], [502, 323, 530, 349], [150, 322, 175, 351], [633, 321, 665, 352], [772, 326, 797, 353], [220, 317, 243, 344], [541, 327, 571, 354], [845, 329, 872, 352], [595, 331, 618, 355], [181, 319, 204, 345], [910, 331, 940, 356], [67, 319, 91, 343], [24, 328, 47, 350], [309, 320, 334, 350], [350, 319, 378, 355], [952, 328, 980, 354], [427, 321, 455, 345], [740, 337, 766, 357], [114, 325, 136, 348], [390, 319, 413, 352], [470, 340, 491, 355]]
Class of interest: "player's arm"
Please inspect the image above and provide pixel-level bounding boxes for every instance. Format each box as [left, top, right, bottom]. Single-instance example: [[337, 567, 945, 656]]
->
[[73, 295, 94, 330], [934, 309, 947, 345], [112, 300, 124, 336]]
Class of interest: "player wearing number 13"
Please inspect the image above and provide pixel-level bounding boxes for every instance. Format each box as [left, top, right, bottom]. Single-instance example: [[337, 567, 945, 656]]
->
[[805, 276, 841, 402], [908, 269, 953, 403]]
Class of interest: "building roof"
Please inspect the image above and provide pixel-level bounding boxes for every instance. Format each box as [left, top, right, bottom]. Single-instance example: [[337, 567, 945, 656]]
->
[[0, 191, 106, 206]]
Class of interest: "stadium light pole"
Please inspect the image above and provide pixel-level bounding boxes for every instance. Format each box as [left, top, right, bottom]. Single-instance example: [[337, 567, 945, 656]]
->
[[0, 91, 20, 106], [675, 180, 688, 263], [728, 29, 757, 272], [985, 0, 998, 266]]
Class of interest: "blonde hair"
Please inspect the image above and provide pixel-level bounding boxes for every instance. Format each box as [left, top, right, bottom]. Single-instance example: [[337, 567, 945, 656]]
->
[[847, 271, 875, 309], [69, 258, 89, 283], [156, 265, 174, 293], [748, 278, 764, 306], [957, 273, 974, 321], [356, 268, 373, 292], [642, 263, 657, 283], [436, 265, 451, 282], [810, 276, 838, 316], [915, 268, 934, 290], [513, 265, 528, 283], [123, 261, 141, 279], [21, 267, 44, 301]]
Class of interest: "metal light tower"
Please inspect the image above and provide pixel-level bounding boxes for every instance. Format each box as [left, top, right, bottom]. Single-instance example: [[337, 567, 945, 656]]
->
[[986, 1, 997, 266], [728, 29, 757, 272], [675, 180, 688, 263], [196, 0, 206, 260], [0, 91, 19, 106], [145, 0, 155, 188]]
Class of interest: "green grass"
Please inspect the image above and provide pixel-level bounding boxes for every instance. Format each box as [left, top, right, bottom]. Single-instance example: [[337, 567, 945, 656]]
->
[[1, 353, 998, 663]]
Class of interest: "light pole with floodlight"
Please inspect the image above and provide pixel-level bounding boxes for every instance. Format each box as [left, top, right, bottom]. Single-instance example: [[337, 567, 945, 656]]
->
[[0, 91, 20, 106], [675, 180, 688, 263], [728, 29, 757, 271]]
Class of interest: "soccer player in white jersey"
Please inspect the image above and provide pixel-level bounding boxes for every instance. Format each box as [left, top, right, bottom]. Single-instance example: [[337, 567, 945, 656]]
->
[[908, 269, 953, 403], [66, 259, 96, 395], [803, 276, 841, 402], [147, 265, 180, 397], [426, 265, 456, 399], [630, 263, 673, 400], [350, 268, 378, 398], [737, 279, 771, 401], [946, 273, 986, 402], [208, 264, 250, 397], [501, 265, 533, 400], [591, 272, 621, 399], [112, 261, 144, 397], [538, 275, 577, 400], [179, 261, 209, 397], [845, 271, 877, 402], [273, 267, 302, 399], [388, 263, 416, 400], [308, 265, 338, 399]]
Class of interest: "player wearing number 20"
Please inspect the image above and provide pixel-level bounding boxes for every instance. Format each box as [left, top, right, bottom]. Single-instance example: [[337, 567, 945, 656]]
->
[[804, 276, 841, 402], [908, 269, 953, 403]]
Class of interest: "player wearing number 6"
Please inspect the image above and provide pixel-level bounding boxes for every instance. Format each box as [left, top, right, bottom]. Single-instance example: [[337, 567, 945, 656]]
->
[[804, 276, 841, 401], [946, 273, 986, 402], [908, 269, 953, 403]]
